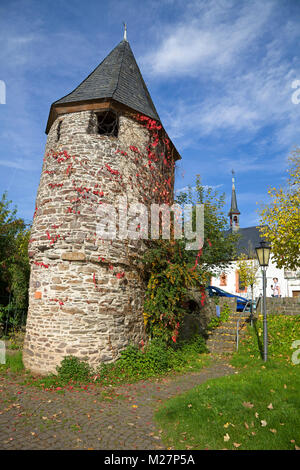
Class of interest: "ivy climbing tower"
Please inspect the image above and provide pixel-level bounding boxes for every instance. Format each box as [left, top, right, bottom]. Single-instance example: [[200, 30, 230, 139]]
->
[[23, 34, 181, 374]]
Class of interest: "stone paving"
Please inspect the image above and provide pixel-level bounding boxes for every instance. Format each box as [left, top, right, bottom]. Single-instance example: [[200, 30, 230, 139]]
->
[[0, 357, 235, 450]]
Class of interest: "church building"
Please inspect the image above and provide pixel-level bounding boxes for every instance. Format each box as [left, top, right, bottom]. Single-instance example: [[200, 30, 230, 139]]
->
[[213, 172, 300, 299]]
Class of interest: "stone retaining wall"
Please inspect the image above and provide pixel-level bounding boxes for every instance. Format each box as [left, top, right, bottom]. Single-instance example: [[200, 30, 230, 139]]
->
[[265, 297, 300, 316]]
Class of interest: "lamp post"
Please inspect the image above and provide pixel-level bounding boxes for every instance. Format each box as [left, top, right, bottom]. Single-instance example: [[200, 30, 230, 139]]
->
[[255, 241, 271, 362]]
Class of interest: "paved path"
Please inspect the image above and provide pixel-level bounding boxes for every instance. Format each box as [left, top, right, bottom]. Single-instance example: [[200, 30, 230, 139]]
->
[[0, 357, 235, 450]]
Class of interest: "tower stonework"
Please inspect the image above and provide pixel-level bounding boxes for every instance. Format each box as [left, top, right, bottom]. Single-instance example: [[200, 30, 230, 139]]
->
[[23, 39, 180, 375]]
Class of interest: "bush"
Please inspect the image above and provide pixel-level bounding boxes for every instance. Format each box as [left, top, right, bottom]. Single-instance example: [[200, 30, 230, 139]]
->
[[207, 302, 231, 330], [97, 335, 208, 384], [56, 355, 92, 383], [113, 339, 170, 376]]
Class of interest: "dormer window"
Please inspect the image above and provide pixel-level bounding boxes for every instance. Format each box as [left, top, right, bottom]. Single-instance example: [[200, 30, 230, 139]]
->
[[96, 110, 118, 137]]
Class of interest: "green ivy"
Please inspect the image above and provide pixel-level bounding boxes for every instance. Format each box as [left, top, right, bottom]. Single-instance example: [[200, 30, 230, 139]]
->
[[142, 240, 208, 344]]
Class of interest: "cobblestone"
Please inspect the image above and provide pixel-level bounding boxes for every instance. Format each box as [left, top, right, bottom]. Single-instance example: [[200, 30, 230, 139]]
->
[[0, 357, 234, 450]]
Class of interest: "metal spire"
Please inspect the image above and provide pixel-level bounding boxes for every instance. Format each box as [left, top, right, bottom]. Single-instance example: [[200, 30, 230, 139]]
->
[[231, 169, 235, 189], [123, 22, 127, 41]]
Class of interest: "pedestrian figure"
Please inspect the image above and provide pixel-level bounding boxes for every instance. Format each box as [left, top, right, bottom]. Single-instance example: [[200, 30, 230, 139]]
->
[[272, 278, 281, 297]]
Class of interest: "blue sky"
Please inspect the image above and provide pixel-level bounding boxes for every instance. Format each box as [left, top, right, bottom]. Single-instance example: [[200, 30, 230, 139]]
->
[[0, 0, 299, 227]]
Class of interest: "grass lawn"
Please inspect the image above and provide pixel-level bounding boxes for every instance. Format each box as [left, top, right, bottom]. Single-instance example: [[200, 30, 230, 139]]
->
[[155, 314, 300, 450]]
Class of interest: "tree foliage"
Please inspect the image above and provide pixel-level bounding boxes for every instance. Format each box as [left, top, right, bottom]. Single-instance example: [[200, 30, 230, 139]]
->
[[142, 176, 238, 343], [236, 253, 260, 291], [0, 192, 30, 310], [259, 151, 300, 270]]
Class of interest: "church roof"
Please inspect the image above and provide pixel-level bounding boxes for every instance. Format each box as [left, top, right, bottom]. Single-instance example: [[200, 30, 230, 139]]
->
[[53, 39, 160, 121], [225, 226, 268, 258]]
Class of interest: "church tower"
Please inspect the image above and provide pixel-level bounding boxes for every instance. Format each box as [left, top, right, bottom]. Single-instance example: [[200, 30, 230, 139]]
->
[[228, 170, 240, 232], [23, 33, 180, 374]]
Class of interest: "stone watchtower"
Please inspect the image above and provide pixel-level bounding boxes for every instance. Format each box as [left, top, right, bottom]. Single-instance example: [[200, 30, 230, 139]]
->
[[23, 34, 180, 374]]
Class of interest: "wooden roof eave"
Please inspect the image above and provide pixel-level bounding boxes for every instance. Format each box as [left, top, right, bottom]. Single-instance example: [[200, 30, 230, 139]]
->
[[45, 98, 181, 161]]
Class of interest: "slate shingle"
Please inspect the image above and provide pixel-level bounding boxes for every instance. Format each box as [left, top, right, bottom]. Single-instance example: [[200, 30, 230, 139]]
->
[[54, 39, 160, 121], [225, 226, 267, 257]]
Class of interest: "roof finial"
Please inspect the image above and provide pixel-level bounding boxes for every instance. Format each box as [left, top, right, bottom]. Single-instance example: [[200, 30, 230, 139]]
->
[[231, 169, 235, 188], [123, 22, 127, 41]]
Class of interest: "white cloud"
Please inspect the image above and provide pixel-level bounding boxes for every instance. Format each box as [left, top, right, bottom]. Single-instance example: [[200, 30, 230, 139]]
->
[[142, 0, 273, 77], [141, 0, 300, 152]]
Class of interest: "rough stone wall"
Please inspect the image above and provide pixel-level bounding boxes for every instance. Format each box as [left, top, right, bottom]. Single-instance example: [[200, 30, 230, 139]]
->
[[23, 110, 174, 375], [265, 297, 300, 316]]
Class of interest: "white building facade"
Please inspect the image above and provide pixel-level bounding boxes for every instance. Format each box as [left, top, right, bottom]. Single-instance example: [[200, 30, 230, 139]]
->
[[212, 172, 300, 299], [213, 256, 300, 300]]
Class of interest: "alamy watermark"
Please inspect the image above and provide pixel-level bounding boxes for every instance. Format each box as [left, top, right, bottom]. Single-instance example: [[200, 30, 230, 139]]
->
[[0, 340, 5, 364], [0, 80, 6, 104], [291, 340, 300, 365], [96, 199, 204, 250], [291, 80, 300, 104]]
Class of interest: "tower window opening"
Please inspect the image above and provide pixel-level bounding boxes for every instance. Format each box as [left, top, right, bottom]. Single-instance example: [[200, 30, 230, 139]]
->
[[56, 120, 62, 142], [96, 111, 118, 137]]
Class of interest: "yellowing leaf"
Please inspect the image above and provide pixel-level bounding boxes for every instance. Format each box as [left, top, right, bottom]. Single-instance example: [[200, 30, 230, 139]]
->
[[233, 442, 241, 448], [242, 402, 254, 408]]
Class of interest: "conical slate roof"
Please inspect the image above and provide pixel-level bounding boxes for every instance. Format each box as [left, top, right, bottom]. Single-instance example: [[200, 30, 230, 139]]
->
[[54, 39, 159, 121], [229, 186, 240, 215]]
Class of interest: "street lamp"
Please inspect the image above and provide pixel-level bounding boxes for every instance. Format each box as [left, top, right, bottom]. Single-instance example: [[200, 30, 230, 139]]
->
[[255, 241, 271, 361]]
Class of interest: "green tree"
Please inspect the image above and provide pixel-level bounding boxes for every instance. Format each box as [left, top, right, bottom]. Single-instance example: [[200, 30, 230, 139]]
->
[[236, 253, 260, 313], [142, 176, 238, 343], [176, 174, 239, 272], [259, 151, 300, 270], [0, 192, 30, 312]]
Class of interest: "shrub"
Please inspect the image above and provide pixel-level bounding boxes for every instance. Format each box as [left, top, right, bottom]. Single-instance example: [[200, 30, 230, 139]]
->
[[96, 335, 208, 384], [207, 302, 231, 330], [56, 355, 92, 383]]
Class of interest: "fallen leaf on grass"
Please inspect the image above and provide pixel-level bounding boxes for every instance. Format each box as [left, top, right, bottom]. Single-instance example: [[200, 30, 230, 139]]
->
[[224, 433, 230, 442], [244, 422, 249, 429], [243, 402, 254, 408], [233, 442, 241, 448], [267, 403, 273, 410], [260, 420, 267, 427], [270, 429, 277, 433]]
